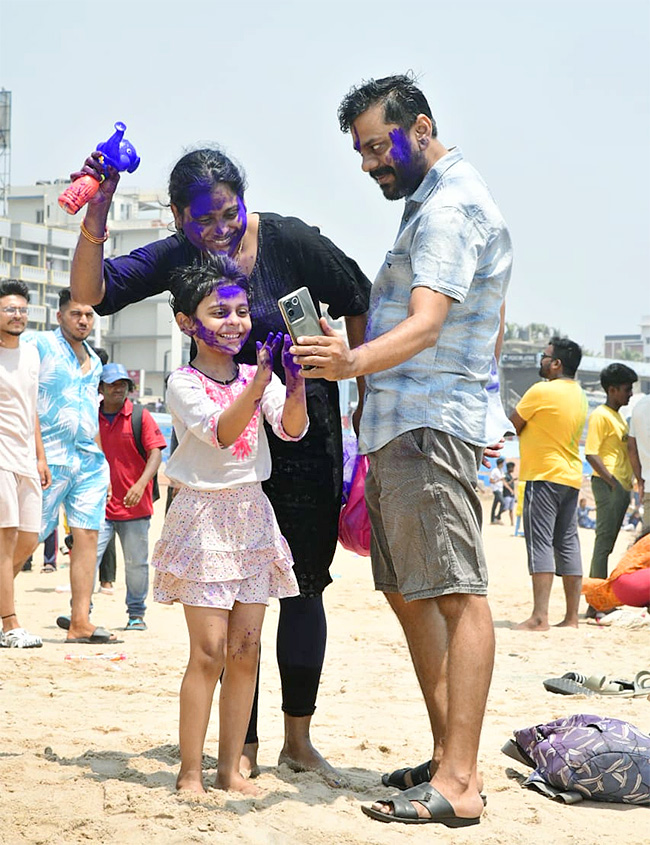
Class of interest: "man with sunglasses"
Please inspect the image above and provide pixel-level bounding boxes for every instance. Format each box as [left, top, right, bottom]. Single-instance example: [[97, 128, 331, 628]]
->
[[509, 337, 588, 630], [0, 280, 50, 647]]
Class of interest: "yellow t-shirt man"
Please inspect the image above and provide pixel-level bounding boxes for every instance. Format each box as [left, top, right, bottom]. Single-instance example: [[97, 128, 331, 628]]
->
[[516, 379, 588, 489], [584, 405, 633, 490]]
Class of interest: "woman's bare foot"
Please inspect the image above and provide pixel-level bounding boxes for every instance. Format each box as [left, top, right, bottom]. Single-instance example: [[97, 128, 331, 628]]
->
[[214, 770, 261, 796], [280, 714, 348, 787], [176, 769, 206, 793], [278, 743, 348, 788], [240, 741, 260, 779], [554, 619, 579, 628]]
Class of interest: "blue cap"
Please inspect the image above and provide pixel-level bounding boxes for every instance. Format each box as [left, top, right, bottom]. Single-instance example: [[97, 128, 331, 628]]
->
[[101, 363, 133, 385]]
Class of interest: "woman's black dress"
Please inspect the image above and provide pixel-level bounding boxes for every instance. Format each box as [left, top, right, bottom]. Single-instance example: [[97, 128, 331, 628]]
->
[[99, 212, 371, 595]]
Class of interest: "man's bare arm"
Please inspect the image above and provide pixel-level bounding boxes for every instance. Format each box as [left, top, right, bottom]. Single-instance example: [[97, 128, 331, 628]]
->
[[628, 435, 644, 499], [509, 409, 527, 435]]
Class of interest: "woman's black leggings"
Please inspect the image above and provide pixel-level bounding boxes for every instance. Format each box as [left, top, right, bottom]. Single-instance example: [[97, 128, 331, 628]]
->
[[244, 594, 327, 745]]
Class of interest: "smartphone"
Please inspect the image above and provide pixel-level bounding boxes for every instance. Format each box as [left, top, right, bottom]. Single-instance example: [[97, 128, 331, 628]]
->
[[278, 287, 324, 370]]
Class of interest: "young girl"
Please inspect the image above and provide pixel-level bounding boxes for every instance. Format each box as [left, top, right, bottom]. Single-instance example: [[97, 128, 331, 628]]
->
[[152, 256, 307, 796]]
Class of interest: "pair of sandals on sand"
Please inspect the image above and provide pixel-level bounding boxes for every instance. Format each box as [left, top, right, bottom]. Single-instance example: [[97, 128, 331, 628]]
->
[[543, 670, 650, 697], [361, 760, 485, 827]]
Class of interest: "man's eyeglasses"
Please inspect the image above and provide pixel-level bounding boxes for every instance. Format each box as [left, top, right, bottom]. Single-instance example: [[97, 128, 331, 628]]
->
[[1, 306, 29, 316]]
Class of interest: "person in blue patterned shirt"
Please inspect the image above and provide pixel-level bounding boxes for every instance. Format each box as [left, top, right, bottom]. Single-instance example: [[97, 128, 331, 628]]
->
[[292, 74, 512, 828], [24, 289, 116, 644]]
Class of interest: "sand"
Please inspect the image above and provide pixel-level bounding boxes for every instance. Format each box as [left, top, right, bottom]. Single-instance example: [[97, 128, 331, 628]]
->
[[1, 486, 648, 845]]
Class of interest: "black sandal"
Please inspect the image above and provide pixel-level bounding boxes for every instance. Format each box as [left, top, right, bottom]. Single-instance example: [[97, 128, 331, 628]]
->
[[362, 783, 481, 827], [381, 760, 431, 790]]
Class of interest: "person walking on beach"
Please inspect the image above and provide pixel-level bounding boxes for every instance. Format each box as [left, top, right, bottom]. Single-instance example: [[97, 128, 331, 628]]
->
[[585, 363, 637, 596], [151, 258, 307, 795], [24, 289, 116, 644], [292, 73, 512, 828], [489, 457, 506, 524], [501, 461, 516, 527], [509, 337, 588, 631], [0, 280, 50, 648], [96, 363, 166, 631]]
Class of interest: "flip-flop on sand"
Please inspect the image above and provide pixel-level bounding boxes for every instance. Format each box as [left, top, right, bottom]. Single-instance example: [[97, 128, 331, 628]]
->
[[543, 672, 597, 696], [586, 671, 650, 697], [66, 627, 123, 645], [544, 670, 650, 697]]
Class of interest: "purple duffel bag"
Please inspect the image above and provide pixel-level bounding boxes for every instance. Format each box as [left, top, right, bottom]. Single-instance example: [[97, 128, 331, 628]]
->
[[504, 713, 650, 805]]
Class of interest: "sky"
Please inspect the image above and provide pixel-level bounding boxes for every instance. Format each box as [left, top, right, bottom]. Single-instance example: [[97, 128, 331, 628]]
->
[[1, 0, 648, 353]]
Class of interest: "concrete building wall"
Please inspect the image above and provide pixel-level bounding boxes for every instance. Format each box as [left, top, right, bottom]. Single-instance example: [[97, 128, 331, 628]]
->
[[5, 183, 176, 395]]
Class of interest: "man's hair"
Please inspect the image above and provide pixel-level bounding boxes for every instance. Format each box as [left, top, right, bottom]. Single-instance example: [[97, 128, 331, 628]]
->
[[0, 279, 30, 302], [506, 461, 515, 470], [549, 335, 582, 377], [92, 346, 109, 365], [338, 73, 436, 136], [58, 288, 73, 309], [600, 362, 638, 391], [496, 457, 505, 465], [170, 255, 250, 317]]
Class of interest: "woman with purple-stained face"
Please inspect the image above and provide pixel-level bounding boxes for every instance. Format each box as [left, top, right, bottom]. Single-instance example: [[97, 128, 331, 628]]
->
[[178, 187, 248, 260], [70, 145, 372, 787]]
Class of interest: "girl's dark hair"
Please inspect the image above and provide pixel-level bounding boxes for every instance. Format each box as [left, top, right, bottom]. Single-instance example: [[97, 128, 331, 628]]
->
[[168, 148, 247, 212], [170, 255, 250, 317], [338, 72, 436, 136]]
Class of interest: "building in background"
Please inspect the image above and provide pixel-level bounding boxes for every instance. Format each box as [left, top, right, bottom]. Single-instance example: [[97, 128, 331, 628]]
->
[[604, 333, 644, 361], [3, 182, 188, 398]]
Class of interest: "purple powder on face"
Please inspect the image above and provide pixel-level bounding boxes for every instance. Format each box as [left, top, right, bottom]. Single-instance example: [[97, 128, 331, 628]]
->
[[388, 128, 412, 165], [193, 318, 221, 347], [212, 284, 247, 302], [192, 287, 251, 350], [186, 184, 228, 216], [352, 126, 361, 153], [227, 196, 247, 258], [193, 315, 249, 352]]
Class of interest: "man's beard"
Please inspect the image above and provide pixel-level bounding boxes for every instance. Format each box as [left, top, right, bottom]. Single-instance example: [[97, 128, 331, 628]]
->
[[371, 148, 428, 201]]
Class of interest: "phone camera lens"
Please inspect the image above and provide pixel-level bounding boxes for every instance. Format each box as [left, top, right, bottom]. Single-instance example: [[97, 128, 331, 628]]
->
[[287, 308, 295, 317], [291, 297, 299, 305]]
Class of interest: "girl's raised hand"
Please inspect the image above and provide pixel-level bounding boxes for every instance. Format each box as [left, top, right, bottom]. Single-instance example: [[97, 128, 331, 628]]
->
[[255, 331, 284, 385], [282, 334, 303, 381]]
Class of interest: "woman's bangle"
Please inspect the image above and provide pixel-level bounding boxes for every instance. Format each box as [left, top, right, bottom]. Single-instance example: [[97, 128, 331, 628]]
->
[[80, 218, 109, 244]]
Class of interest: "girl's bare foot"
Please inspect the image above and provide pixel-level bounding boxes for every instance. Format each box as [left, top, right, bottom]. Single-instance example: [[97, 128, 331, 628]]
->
[[215, 770, 261, 796], [240, 741, 260, 779], [176, 769, 206, 793]]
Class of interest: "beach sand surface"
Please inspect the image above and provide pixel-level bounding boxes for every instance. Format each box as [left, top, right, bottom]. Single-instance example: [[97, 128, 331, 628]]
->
[[1, 488, 648, 844]]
